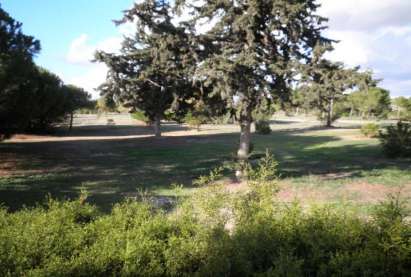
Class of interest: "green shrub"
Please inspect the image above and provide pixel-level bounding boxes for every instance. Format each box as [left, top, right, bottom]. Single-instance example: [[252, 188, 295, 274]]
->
[[184, 112, 206, 131], [1, 179, 411, 276], [361, 123, 379, 137], [379, 121, 411, 158], [131, 110, 151, 124], [255, 120, 271, 135]]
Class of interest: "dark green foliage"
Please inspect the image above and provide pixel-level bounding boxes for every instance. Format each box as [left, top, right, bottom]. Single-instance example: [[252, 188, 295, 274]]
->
[[96, 95, 118, 113], [1, 66, 91, 133], [0, 6, 91, 135], [95, 0, 195, 137], [361, 123, 380, 138], [184, 111, 207, 131], [0, 4, 40, 135], [176, 0, 331, 159], [379, 121, 411, 158], [299, 45, 372, 127], [255, 120, 271, 135]]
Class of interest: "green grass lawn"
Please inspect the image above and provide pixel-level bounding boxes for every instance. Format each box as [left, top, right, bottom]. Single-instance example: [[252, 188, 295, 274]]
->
[[0, 122, 410, 212]]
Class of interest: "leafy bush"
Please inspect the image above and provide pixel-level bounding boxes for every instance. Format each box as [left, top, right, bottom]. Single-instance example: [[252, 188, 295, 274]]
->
[[193, 166, 225, 186], [1, 174, 411, 276], [255, 120, 271, 135], [131, 110, 151, 125], [361, 123, 379, 137], [379, 121, 411, 158], [184, 112, 206, 131]]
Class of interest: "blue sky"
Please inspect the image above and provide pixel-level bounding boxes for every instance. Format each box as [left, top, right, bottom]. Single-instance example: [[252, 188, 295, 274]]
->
[[2, 0, 133, 97], [2, 0, 411, 98]]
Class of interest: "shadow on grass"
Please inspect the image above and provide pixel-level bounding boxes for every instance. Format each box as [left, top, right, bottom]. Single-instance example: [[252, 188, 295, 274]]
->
[[1, 125, 410, 211], [54, 123, 189, 138]]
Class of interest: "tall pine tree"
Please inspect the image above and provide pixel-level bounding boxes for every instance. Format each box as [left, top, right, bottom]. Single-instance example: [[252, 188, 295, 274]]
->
[[178, 0, 330, 160], [96, 0, 195, 137], [0, 4, 40, 135], [299, 44, 360, 126], [300, 44, 379, 126]]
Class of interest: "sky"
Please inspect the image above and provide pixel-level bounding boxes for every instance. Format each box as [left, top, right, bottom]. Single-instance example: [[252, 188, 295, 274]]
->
[[2, 0, 411, 99]]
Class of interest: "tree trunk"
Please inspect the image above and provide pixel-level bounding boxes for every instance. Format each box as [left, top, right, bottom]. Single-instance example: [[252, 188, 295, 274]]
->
[[235, 119, 252, 180], [153, 115, 161, 137], [326, 98, 334, 127], [69, 112, 74, 131], [237, 120, 251, 160], [349, 106, 354, 118]]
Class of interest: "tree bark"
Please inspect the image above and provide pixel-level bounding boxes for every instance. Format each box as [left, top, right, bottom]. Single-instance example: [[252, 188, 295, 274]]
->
[[326, 98, 334, 127], [153, 115, 161, 137], [69, 112, 74, 131], [237, 120, 251, 161], [235, 119, 252, 180]]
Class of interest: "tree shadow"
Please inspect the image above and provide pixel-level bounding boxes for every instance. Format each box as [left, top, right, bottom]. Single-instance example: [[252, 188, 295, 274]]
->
[[0, 124, 409, 212], [54, 123, 189, 138]]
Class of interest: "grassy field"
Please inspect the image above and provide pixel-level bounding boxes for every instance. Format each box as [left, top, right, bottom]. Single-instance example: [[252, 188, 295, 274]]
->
[[0, 114, 410, 212]]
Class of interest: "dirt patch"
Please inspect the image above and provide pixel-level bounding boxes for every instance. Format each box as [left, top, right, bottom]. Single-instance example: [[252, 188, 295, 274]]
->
[[277, 181, 411, 205], [225, 180, 248, 193], [10, 134, 56, 140], [319, 172, 355, 180], [277, 184, 333, 203], [342, 182, 411, 203]]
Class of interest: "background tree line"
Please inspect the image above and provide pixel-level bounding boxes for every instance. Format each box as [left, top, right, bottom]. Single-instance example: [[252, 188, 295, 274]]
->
[[0, 5, 92, 138]]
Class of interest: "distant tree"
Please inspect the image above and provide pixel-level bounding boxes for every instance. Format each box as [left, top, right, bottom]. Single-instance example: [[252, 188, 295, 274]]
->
[[62, 85, 92, 130], [178, 0, 330, 160], [300, 45, 361, 127], [300, 45, 379, 126], [291, 89, 317, 116], [0, 5, 40, 135], [348, 88, 391, 119], [29, 68, 66, 131], [96, 0, 194, 137], [96, 96, 118, 113], [393, 97, 411, 120], [347, 89, 366, 118]]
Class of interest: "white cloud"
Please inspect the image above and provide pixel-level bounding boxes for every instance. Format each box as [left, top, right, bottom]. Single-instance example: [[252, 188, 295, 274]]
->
[[318, 0, 411, 97], [66, 64, 108, 99], [66, 34, 122, 65], [325, 30, 374, 66], [383, 79, 411, 97], [319, 0, 411, 31], [66, 34, 94, 64], [64, 34, 123, 98]]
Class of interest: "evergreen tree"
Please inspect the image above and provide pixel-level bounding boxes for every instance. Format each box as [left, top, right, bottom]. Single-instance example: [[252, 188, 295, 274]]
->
[[348, 88, 391, 119], [393, 96, 411, 120], [0, 4, 40, 135], [96, 0, 195, 137], [300, 45, 364, 127], [178, 0, 330, 160], [62, 85, 92, 130]]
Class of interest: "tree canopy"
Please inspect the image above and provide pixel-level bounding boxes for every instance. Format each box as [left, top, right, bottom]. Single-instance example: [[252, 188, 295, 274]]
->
[[0, 5, 92, 137], [0, 4, 40, 134], [348, 87, 391, 119], [176, 0, 331, 159], [96, 0, 196, 137]]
